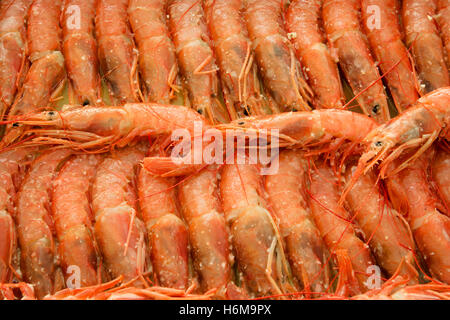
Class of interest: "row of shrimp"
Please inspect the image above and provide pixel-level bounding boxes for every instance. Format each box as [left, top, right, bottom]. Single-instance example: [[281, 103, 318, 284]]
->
[[6, 0, 450, 146], [2, 83, 448, 299]]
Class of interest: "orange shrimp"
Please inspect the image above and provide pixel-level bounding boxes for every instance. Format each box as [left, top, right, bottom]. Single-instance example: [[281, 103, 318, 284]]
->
[[52, 154, 102, 288], [437, 0, 450, 66], [96, 0, 138, 104], [403, 0, 450, 94], [220, 163, 289, 297], [0, 148, 33, 284], [355, 87, 450, 179], [308, 161, 376, 293], [244, 0, 312, 112], [361, 0, 419, 112], [286, 0, 345, 110], [137, 171, 189, 289], [0, 0, 32, 118], [91, 145, 148, 285], [16, 149, 72, 298], [6, 103, 206, 150], [265, 150, 330, 294], [167, 0, 230, 123], [2, 0, 65, 147], [386, 152, 450, 284], [128, 0, 179, 104], [322, 0, 390, 122], [432, 147, 450, 214], [343, 163, 418, 281], [203, 0, 267, 117], [62, 0, 102, 105], [178, 166, 233, 293]]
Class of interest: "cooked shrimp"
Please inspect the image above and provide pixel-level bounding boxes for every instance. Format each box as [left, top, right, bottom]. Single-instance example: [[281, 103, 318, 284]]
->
[[356, 87, 449, 178], [361, 0, 419, 112], [178, 166, 233, 293], [7, 103, 206, 150], [437, 0, 450, 65], [128, 0, 179, 104], [203, 0, 267, 117], [0, 0, 32, 118], [265, 150, 330, 294], [308, 161, 376, 293], [96, 0, 138, 104], [52, 154, 102, 288], [2, 0, 65, 148], [432, 147, 450, 214], [0, 148, 33, 284], [137, 171, 189, 289], [220, 162, 288, 297], [386, 152, 450, 284], [322, 0, 390, 122], [343, 162, 418, 281], [403, 0, 450, 93], [168, 0, 230, 123], [91, 144, 148, 284], [16, 149, 72, 298], [62, 0, 102, 105], [286, 0, 345, 109], [244, 0, 312, 112]]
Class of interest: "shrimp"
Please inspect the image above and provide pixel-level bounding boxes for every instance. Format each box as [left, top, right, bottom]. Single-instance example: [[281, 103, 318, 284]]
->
[[386, 152, 450, 284], [62, 0, 102, 105], [355, 87, 449, 179], [128, 0, 178, 104], [403, 0, 450, 94], [6, 103, 206, 150], [286, 0, 345, 110], [52, 154, 102, 288], [322, 0, 390, 122], [167, 0, 230, 123], [308, 161, 376, 293], [437, 0, 450, 66], [137, 171, 189, 289], [432, 148, 450, 214], [265, 150, 330, 294], [96, 0, 138, 104], [361, 0, 419, 112], [203, 0, 267, 117], [220, 162, 289, 297], [244, 0, 312, 112], [1, 0, 65, 148], [16, 149, 72, 298], [91, 144, 148, 285], [0, 148, 33, 284], [343, 163, 418, 281], [178, 166, 233, 293], [0, 0, 32, 118]]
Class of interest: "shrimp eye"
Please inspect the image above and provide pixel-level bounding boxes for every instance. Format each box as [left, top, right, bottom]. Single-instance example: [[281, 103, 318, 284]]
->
[[82, 100, 89, 106], [372, 104, 380, 114], [12, 122, 19, 127], [48, 111, 55, 116], [375, 141, 383, 147], [238, 121, 245, 125], [197, 109, 203, 115]]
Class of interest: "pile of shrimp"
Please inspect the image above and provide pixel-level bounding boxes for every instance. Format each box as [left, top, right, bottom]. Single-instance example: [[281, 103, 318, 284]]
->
[[0, 0, 449, 301]]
